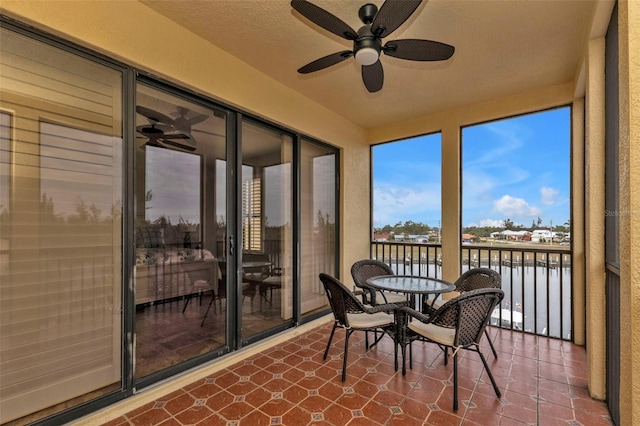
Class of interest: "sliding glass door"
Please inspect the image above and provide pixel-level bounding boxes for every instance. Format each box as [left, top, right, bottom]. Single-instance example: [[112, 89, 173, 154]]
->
[[300, 139, 336, 319], [239, 119, 293, 342], [1, 20, 339, 424], [134, 84, 228, 379]]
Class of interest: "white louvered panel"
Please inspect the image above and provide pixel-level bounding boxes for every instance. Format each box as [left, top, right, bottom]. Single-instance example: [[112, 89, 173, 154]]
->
[[0, 27, 122, 423]]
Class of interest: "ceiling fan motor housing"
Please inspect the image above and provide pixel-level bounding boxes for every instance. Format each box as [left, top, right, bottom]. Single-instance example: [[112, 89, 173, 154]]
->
[[355, 26, 381, 65]]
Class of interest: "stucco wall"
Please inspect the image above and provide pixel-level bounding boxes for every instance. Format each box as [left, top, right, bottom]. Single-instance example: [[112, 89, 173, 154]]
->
[[585, 36, 607, 400], [617, 1, 640, 425]]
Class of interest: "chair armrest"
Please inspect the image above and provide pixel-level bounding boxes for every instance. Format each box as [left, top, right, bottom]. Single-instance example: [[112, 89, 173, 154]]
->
[[364, 303, 400, 314], [352, 288, 369, 304], [399, 306, 433, 323]]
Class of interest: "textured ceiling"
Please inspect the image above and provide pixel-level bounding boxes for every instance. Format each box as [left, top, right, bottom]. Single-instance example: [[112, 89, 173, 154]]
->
[[140, 0, 597, 129]]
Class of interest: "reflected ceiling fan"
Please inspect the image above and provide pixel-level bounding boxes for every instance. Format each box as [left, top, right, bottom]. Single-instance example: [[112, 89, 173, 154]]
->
[[171, 106, 209, 144], [136, 106, 196, 152], [291, 0, 455, 92]]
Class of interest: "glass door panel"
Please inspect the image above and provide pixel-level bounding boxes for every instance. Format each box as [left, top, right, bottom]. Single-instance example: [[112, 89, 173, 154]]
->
[[134, 84, 227, 379], [300, 140, 336, 318], [240, 120, 293, 341], [0, 27, 123, 423]]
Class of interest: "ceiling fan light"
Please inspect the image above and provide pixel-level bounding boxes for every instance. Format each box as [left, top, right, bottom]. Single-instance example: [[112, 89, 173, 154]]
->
[[355, 47, 379, 66]]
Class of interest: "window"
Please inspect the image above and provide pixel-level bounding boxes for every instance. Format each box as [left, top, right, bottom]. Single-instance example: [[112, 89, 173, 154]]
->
[[461, 108, 570, 240], [461, 107, 572, 337], [371, 134, 442, 274], [242, 165, 262, 251]]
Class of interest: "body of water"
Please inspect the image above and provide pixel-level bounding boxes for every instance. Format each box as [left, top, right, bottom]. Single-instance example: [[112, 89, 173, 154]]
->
[[389, 263, 572, 340]]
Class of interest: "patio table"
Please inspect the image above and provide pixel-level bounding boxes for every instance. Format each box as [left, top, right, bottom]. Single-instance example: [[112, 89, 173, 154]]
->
[[366, 275, 455, 375]]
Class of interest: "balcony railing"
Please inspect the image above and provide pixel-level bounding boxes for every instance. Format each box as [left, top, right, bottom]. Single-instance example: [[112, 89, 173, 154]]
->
[[371, 241, 572, 341]]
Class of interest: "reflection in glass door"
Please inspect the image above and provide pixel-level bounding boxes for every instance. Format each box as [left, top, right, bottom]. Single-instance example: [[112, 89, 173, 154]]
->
[[0, 27, 124, 423], [240, 120, 293, 341], [300, 140, 337, 319], [134, 84, 227, 379]]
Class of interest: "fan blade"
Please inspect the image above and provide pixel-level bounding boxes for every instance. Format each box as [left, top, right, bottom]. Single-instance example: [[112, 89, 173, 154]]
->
[[175, 106, 209, 127], [371, 0, 422, 38], [298, 51, 353, 74], [136, 106, 174, 125], [291, 0, 358, 40], [143, 138, 163, 148], [160, 139, 197, 152], [362, 60, 383, 93], [161, 133, 191, 140], [383, 39, 455, 61], [187, 114, 208, 126]]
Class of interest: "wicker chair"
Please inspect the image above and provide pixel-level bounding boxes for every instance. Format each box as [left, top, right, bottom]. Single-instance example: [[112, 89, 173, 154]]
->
[[351, 259, 409, 306], [319, 273, 398, 381], [401, 288, 504, 412], [426, 267, 502, 358]]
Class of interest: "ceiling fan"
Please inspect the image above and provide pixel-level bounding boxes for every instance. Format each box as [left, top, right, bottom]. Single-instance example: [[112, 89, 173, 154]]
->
[[291, 0, 455, 92], [171, 106, 209, 144], [136, 106, 196, 152]]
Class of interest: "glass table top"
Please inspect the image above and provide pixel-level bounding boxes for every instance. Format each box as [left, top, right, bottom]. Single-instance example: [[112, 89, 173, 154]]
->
[[366, 275, 455, 295]]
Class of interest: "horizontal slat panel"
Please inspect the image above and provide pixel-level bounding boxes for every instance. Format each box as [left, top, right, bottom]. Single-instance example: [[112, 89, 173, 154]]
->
[[1, 350, 116, 397], [1, 26, 123, 423]]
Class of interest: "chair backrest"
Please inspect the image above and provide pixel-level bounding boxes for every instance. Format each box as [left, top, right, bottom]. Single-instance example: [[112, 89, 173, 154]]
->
[[431, 288, 504, 347], [351, 259, 394, 300], [242, 252, 271, 275], [319, 273, 367, 327], [454, 267, 502, 292]]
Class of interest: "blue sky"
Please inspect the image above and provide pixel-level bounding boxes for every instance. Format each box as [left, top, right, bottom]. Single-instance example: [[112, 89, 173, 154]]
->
[[373, 107, 571, 230]]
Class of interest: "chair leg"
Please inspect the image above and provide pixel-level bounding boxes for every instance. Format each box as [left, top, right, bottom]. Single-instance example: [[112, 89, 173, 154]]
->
[[200, 292, 216, 327], [485, 329, 498, 358], [393, 339, 398, 372], [368, 330, 385, 350], [453, 351, 459, 412], [182, 295, 192, 313], [409, 340, 413, 370], [477, 345, 501, 398], [401, 340, 409, 376], [323, 323, 338, 360], [342, 329, 352, 381]]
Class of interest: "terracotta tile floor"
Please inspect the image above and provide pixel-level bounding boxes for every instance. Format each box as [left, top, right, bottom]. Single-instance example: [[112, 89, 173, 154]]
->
[[105, 323, 613, 425]]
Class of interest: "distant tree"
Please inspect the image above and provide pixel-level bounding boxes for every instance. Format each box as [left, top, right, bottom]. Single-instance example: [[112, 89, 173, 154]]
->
[[109, 199, 122, 222], [462, 225, 498, 238], [145, 189, 153, 210], [503, 218, 514, 230]]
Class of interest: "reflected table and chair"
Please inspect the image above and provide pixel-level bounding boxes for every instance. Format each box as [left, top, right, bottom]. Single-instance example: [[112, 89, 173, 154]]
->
[[240, 253, 282, 309], [365, 275, 456, 375]]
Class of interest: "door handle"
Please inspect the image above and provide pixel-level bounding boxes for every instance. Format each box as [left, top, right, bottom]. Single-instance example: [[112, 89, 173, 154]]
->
[[229, 235, 234, 256]]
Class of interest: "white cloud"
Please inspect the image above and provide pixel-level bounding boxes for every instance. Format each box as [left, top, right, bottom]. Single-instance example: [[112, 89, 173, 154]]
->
[[477, 219, 506, 227], [374, 184, 440, 226], [493, 195, 541, 219], [540, 186, 559, 205]]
